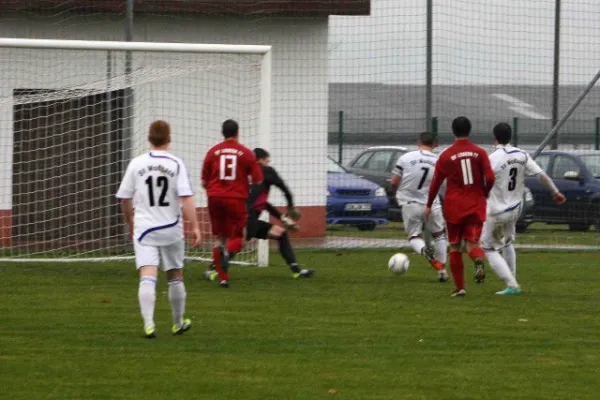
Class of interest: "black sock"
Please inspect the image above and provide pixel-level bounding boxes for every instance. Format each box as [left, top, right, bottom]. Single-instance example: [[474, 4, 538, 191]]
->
[[278, 232, 299, 272]]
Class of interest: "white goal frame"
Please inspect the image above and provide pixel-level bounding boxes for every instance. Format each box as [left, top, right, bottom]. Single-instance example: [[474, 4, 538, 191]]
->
[[0, 38, 272, 267]]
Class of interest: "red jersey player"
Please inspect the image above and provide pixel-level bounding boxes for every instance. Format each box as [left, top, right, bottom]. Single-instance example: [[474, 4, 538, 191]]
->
[[202, 119, 263, 287], [425, 116, 495, 297]]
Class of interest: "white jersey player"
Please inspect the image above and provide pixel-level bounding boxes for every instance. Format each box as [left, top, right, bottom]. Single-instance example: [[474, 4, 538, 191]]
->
[[116, 120, 201, 338], [482, 123, 566, 295], [390, 132, 448, 282]]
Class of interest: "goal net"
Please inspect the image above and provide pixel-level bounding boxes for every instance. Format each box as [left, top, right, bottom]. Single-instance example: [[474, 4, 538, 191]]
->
[[0, 38, 271, 265]]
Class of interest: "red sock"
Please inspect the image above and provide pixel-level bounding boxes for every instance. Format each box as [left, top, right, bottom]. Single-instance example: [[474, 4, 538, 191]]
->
[[226, 238, 243, 256], [212, 247, 228, 281], [468, 247, 485, 262], [449, 251, 465, 290]]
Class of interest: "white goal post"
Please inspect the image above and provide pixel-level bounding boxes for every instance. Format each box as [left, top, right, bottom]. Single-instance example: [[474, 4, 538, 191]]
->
[[0, 38, 272, 267]]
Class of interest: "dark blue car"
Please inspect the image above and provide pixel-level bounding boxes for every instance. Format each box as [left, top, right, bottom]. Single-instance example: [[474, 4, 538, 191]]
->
[[326, 157, 389, 231], [525, 150, 600, 231]]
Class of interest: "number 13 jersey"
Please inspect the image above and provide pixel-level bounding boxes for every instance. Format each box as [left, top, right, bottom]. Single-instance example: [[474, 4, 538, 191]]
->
[[487, 144, 543, 217], [202, 139, 263, 200], [393, 150, 440, 207], [116, 150, 194, 246]]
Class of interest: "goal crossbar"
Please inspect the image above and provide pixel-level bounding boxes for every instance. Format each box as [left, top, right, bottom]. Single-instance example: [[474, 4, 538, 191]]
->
[[0, 38, 271, 55], [0, 37, 272, 267]]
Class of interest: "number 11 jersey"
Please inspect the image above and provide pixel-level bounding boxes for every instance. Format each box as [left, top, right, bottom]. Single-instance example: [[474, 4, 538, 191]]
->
[[487, 144, 543, 216], [116, 150, 194, 246], [427, 139, 495, 224], [202, 139, 262, 200], [393, 150, 440, 206]]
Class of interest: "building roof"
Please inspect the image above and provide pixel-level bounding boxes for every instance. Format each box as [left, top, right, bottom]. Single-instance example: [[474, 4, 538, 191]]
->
[[0, 0, 370, 16], [329, 83, 600, 146]]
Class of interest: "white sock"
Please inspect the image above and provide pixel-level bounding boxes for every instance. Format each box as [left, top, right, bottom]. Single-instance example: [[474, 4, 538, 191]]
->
[[433, 235, 448, 265], [503, 244, 517, 277], [409, 237, 426, 256], [168, 278, 186, 327], [138, 276, 157, 330], [486, 250, 519, 288]]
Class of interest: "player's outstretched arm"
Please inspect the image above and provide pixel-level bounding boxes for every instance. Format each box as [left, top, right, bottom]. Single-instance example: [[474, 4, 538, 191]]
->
[[525, 156, 566, 204], [181, 196, 201, 247], [539, 173, 566, 204], [266, 202, 282, 219], [267, 166, 302, 220], [120, 199, 134, 240]]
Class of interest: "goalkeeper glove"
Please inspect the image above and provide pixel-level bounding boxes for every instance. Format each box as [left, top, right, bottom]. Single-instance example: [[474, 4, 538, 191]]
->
[[286, 206, 302, 221], [281, 215, 300, 232]]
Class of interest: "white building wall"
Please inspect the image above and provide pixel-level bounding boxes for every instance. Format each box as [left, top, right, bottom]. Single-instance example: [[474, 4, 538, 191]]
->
[[0, 14, 328, 209]]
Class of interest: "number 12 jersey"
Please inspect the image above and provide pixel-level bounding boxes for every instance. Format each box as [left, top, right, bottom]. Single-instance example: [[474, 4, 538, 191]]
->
[[116, 150, 194, 246]]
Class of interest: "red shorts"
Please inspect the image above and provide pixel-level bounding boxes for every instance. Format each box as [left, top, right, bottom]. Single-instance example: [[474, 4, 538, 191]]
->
[[208, 197, 247, 239], [446, 215, 483, 244]]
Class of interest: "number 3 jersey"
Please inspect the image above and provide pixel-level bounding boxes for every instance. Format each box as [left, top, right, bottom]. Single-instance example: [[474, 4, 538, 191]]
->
[[392, 150, 440, 207], [202, 139, 263, 200], [487, 144, 543, 217], [116, 150, 194, 246]]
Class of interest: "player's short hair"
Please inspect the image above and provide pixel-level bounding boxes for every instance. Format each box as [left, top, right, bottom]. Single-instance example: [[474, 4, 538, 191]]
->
[[418, 131, 437, 147], [451, 116, 472, 138], [493, 122, 512, 145], [222, 119, 239, 139], [148, 120, 171, 146], [254, 148, 270, 160]]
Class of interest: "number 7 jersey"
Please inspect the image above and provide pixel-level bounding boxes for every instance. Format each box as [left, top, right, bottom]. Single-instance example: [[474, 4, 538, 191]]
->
[[392, 150, 440, 206], [487, 144, 543, 216]]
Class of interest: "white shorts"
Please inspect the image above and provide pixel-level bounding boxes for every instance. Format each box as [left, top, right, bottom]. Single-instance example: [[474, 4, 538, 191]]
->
[[133, 239, 185, 271], [480, 208, 520, 251], [402, 203, 445, 239]]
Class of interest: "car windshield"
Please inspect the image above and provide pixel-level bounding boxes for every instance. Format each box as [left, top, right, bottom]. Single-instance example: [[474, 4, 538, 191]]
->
[[579, 155, 600, 178], [327, 157, 347, 173]]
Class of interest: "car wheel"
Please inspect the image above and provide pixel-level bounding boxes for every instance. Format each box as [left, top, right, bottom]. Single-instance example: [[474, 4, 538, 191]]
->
[[592, 202, 600, 233], [357, 223, 376, 231], [515, 223, 528, 233], [568, 224, 590, 232]]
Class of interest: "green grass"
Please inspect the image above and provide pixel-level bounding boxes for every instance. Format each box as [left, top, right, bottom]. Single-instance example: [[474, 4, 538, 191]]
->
[[2, 250, 600, 399], [328, 222, 600, 247]]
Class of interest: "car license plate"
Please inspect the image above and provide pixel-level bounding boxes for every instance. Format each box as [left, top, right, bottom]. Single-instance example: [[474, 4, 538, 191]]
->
[[345, 203, 372, 211]]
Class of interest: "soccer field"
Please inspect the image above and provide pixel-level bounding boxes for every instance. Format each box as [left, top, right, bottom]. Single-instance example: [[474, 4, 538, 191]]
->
[[1, 250, 599, 399]]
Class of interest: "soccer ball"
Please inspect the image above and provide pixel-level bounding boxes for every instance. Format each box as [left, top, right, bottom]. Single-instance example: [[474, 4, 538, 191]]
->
[[388, 253, 410, 274]]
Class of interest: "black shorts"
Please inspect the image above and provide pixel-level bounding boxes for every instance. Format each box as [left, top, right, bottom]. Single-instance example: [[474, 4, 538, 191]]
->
[[246, 212, 272, 240]]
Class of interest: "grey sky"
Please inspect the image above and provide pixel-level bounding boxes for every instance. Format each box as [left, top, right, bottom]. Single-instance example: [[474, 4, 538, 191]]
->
[[329, 0, 600, 84]]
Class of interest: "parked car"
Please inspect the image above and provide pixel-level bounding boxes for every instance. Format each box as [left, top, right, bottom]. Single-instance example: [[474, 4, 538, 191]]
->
[[525, 150, 600, 231], [326, 156, 389, 231], [345, 146, 408, 221], [346, 146, 535, 230]]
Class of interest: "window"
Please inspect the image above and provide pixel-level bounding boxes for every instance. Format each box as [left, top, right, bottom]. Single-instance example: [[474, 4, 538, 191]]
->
[[551, 156, 580, 179], [533, 154, 550, 173], [351, 152, 373, 169], [364, 151, 395, 172], [579, 154, 600, 178], [327, 157, 347, 173]]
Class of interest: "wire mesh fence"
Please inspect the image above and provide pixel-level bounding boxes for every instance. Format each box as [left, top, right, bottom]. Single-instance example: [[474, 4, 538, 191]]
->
[[0, 0, 598, 254]]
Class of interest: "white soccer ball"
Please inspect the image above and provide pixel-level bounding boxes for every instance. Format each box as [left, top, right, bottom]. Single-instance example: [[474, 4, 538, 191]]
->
[[388, 253, 410, 274]]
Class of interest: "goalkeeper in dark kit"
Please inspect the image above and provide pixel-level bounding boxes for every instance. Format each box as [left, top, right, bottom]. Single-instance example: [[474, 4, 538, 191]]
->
[[204, 148, 313, 280]]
